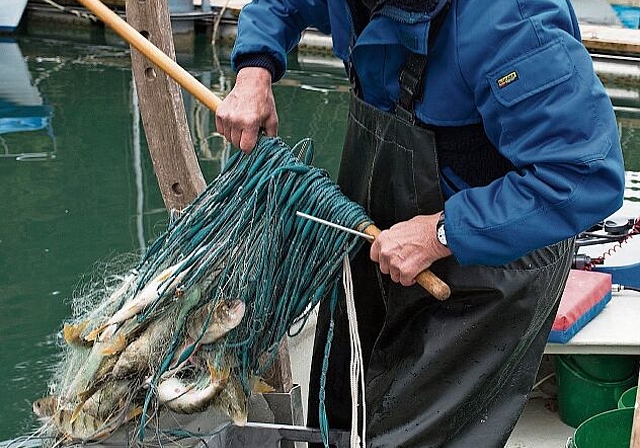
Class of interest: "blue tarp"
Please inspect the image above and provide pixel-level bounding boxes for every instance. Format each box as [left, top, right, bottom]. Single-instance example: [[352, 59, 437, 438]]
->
[[612, 5, 640, 29]]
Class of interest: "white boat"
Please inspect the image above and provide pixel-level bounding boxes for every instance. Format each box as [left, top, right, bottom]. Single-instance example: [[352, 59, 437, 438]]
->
[[0, 0, 28, 33]]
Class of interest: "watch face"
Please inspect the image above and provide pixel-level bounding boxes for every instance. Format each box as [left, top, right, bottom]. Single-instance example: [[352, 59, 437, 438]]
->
[[437, 222, 447, 246]]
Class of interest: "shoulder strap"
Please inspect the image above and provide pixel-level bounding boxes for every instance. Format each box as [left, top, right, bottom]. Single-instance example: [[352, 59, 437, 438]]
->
[[395, 0, 451, 124]]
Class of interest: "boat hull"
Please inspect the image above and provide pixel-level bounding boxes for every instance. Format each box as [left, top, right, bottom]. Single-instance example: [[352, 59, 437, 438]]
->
[[0, 0, 29, 33]]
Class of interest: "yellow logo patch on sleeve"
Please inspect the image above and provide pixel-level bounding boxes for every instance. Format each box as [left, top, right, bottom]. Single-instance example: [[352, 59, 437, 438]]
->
[[497, 71, 519, 89]]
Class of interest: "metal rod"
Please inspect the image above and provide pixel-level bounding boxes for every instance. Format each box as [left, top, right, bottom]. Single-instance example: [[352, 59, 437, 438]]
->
[[296, 211, 375, 242]]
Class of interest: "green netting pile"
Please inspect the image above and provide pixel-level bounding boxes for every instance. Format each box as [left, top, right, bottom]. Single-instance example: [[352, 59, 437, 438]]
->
[[32, 136, 371, 445]]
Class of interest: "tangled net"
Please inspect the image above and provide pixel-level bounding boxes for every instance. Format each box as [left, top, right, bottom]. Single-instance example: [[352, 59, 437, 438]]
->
[[31, 136, 372, 445]]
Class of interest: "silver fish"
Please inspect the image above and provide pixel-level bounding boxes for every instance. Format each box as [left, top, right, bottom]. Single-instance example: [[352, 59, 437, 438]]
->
[[187, 299, 245, 344], [157, 363, 229, 414]]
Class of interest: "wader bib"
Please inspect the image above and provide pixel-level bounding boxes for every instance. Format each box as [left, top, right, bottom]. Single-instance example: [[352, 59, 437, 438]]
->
[[307, 50, 574, 448]]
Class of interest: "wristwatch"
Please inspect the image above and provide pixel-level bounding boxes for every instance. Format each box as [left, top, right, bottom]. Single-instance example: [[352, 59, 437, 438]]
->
[[436, 213, 447, 247]]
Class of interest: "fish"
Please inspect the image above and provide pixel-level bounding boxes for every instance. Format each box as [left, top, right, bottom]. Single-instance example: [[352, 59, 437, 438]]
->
[[157, 362, 229, 414], [51, 405, 141, 441], [33, 395, 120, 441], [81, 379, 134, 421], [161, 287, 209, 375], [112, 316, 173, 379], [187, 299, 246, 344], [32, 396, 59, 420], [162, 297, 244, 378], [65, 328, 134, 402], [86, 262, 189, 342], [213, 373, 248, 426], [79, 272, 138, 334], [68, 315, 147, 403]]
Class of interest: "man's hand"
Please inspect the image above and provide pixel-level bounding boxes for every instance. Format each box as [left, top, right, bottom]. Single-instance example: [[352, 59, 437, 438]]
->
[[370, 213, 452, 286], [215, 67, 278, 153]]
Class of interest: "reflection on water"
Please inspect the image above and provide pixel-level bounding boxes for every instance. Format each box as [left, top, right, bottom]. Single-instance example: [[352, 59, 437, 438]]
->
[[0, 34, 639, 440], [612, 85, 640, 208], [0, 41, 55, 162]]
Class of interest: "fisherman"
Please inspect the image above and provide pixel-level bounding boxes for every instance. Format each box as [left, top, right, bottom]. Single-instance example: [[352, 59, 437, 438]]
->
[[215, 0, 626, 446]]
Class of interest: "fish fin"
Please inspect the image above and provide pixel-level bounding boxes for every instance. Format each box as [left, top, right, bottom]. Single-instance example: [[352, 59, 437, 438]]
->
[[85, 321, 120, 342], [231, 410, 248, 427], [125, 406, 143, 422], [220, 366, 231, 381], [252, 377, 276, 394], [101, 334, 127, 355], [84, 324, 106, 342], [70, 401, 85, 424], [206, 361, 230, 382], [77, 383, 100, 402], [157, 268, 174, 283], [63, 321, 91, 346]]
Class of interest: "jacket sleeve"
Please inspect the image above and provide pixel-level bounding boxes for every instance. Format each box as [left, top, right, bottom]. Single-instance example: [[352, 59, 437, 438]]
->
[[444, 1, 625, 266], [230, 0, 331, 81]]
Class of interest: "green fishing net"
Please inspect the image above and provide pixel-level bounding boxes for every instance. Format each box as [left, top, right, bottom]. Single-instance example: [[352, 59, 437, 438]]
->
[[36, 136, 372, 444]]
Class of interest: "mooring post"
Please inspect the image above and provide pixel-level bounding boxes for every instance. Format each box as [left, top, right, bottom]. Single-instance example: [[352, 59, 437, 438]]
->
[[126, 0, 205, 211]]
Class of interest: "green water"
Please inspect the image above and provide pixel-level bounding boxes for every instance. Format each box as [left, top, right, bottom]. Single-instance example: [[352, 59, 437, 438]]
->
[[0, 33, 639, 441]]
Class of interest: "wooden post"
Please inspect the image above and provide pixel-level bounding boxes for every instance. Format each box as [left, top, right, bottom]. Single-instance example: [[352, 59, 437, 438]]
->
[[262, 338, 294, 393], [124, 0, 293, 393], [125, 0, 206, 212], [631, 372, 640, 448]]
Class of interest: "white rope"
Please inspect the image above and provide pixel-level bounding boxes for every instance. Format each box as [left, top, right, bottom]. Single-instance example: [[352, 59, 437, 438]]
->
[[40, 0, 97, 21], [343, 256, 366, 448]]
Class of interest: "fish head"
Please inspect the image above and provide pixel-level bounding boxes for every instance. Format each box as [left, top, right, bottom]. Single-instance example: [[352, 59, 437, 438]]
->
[[222, 299, 245, 330], [32, 396, 58, 418]]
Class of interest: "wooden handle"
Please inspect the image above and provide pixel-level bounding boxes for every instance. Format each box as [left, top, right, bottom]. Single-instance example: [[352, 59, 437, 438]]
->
[[76, 0, 222, 112], [363, 224, 451, 301]]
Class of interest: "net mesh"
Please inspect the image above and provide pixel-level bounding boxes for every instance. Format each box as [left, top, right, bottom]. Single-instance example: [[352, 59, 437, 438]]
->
[[33, 136, 372, 445]]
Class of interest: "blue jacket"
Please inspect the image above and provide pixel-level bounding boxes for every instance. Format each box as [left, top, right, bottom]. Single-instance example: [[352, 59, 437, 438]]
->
[[231, 0, 625, 265]]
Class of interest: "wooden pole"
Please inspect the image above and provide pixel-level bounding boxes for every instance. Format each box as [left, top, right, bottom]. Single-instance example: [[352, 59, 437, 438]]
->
[[362, 224, 450, 300], [78, 0, 209, 212], [580, 24, 640, 57], [77, 0, 221, 113]]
